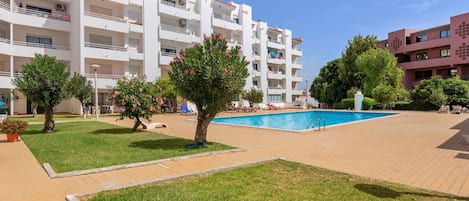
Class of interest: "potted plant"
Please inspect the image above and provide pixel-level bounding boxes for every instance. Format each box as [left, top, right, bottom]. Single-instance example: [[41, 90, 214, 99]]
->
[[1, 119, 28, 142]]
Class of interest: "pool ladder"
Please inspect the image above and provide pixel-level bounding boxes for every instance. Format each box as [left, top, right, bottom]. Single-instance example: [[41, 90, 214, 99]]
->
[[308, 117, 326, 131]]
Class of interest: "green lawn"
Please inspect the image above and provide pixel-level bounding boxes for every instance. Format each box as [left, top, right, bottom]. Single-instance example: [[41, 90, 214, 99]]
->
[[87, 160, 466, 201], [21, 121, 231, 173], [9, 114, 119, 123]]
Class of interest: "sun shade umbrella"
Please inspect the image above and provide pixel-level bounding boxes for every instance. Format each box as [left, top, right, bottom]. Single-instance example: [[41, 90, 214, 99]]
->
[[0, 101, 5, 107]]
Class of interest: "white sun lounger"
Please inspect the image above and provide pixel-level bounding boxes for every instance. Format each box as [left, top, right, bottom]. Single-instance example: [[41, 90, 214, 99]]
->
[[141, 121, 167, 129]]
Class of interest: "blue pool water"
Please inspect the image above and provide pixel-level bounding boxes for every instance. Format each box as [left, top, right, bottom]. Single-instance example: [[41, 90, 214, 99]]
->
[[212, 111, 396, 131]]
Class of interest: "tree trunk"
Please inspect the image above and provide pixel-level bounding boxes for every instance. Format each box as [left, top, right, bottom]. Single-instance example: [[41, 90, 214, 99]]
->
[[194, 106, 214, 144], [82, 103, 87, 119], [132, 117, 142, 132], [43, 107, 54, 133]]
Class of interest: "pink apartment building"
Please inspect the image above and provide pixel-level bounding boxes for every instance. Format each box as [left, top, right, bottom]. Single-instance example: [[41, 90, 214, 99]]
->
[[378, 12, 469, 89]]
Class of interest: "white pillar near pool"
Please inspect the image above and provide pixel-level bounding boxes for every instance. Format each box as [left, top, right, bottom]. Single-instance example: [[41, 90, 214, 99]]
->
[[354, 91, 363, 111]]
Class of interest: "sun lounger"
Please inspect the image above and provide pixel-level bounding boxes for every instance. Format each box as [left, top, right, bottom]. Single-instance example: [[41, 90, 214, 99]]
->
[[451, 105, 464, 114], [181, 105, 197, 115], [438, 105, 450, 113], [141, 121, 167, 129]]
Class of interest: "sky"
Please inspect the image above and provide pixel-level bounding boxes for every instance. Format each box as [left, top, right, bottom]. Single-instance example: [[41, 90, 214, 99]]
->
[[235, 0, 469, 88]]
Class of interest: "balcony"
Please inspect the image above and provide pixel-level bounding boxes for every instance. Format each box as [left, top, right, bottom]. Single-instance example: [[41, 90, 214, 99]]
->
[[160, 50, 177, 65], [12, 41, 71, 60], [84, 42, 129, 61], [267, 39, 285, 50], [160, 0, 199, 20], [251, 70, 261, 77], [398, 56, 454, 70], [0, 1, 10, 11], [14, 6, 70, 22], [5, 4, 71, 32], [292, 62, 303, 70], [267, 71, 285, 80], [292, 48, 302, 56], [212, 14, 241, 31], [85, 73, 125, 88], [292, 75, 303, 82], [267, 57, 285, 65], [292, 89, 304, 95], [84, 11, 128, 33], [160, 24, 199, 43], [268, 87, 284, 94]]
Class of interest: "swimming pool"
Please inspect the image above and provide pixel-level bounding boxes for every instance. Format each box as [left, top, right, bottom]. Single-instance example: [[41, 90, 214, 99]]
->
[[212, 111, 396, 131]]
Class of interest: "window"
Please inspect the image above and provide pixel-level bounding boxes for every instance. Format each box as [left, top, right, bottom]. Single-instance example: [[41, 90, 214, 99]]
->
[[0, 61, 5, 71], [440, 29, 450, 38], [253, 63, 258, 71], [129, 65, 141, 76], [26, 35, 52, 45], [416, 52, 428, 61], [252, 80, 258, 86], [128, 11, 141, 24], [129, 38, 141, 50], [89, 34, 112, 45], [441, 49, 450, 57], [415, 70, 432, 81], [26, 5, 51, 14], [416, 34, 427, 42], [0, 30, 6, 38], [268, 94, 282, 103]]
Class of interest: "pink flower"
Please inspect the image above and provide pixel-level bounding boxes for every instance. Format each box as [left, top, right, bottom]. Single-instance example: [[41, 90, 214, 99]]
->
[[184, 69, 190, 74], [150, 105, 156, 112], [216, 33, 222, 39], [221, 68, 227, 73], [213, 46, 218, 50], [237, 45, 242, 50], [130, 95, 135, 100], [179, 55, 185, 60], [112, 93, 117, 98], [137, 102, 141, 106], [190, 70, 195, 75], [141, 110, 145, 114], [194, 42, 200, 47], [226, 52, 232, 58], [204, 36, 209, 41], [114, 91, 119, 95], [229, 65, 235, 69], [121, 101, 126, 106], [246, 61, 251, 65], [169, 61, 175, 66]]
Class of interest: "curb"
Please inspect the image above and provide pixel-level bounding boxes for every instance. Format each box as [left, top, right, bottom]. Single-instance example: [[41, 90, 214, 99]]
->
[[44, 148, 246, 179], [65, 157, 283, 201]]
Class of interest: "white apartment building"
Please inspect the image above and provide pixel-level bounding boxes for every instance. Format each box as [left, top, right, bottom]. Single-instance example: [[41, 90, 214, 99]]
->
[[0, 0, 303, 115]]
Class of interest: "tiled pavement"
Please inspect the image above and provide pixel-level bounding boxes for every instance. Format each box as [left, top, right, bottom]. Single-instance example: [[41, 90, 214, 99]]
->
[[1, 110, 469, 200]]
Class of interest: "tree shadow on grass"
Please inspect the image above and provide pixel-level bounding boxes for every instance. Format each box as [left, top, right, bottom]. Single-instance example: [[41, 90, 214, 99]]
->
[[22, 129, 62, 135], [354, 184, 468, 200], [91, 128, 145, 135], [128, 138, 194, 150]]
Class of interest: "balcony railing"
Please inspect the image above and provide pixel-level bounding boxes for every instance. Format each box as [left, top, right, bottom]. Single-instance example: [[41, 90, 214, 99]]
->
[[0, 71, 10, 76], [13, 72, 22, 77], [161, 24, 190, 35], [13, 41, 70, 50], [84, 11, 126, 23], [85, 42, 127, 51], [85, 73, 125, 79], [268, 39, 283, 45], [14, 6, 70, 22], [161, 0, 176, 7], [0, 37, 10, 44], [0, 1, 10, 11], [213, 14, 238, 24], [161, 51, 177, 57]]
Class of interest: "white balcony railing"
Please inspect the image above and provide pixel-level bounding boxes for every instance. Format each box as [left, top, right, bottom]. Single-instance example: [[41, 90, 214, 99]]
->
[[13, 41, 70, 50], [161, 51, 177, 57], [13, 72, 22, 77], [0, 1, 10, 11], [213, 13, 238, 24], [85, 73, 125, 79], [85, 42, 127, 51], [0, 37, 10, 44], [161, 24, 189, 35], [268, 39, 283, 45], [84, 11, 126, 23], [14, 6, 70, 22], [0, 71, 10, 76], [161, 0, 176, 7]]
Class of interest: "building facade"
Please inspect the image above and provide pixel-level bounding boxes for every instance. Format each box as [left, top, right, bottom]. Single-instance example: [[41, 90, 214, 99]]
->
[[378, 12, 469, 89], [0, 0, 303, 115]]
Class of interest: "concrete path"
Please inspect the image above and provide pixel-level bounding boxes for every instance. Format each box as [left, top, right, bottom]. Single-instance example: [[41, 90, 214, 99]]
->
[[1, 110, 469, 200]]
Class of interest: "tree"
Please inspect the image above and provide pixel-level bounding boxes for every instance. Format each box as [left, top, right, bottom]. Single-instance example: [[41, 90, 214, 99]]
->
[[310, 59, 346, 107], [339, 35, 378, 91], [13, 54, 69, 133], [169, 33, 249, 144], [372, 85, 398, 109], [242, 88, 263, 107], [443, 76, 469, 105], [111, 77, 160, 131], [68, 72, 93, 118], [411, 76, 469, 109], [356, 48, 403, 96], [154, 77, 178, 112]]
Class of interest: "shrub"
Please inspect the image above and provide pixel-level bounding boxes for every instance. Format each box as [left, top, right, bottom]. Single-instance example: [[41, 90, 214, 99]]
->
[[362, 97, 376, 110], [336, 97, 375, 110], [1, 119, 29, 134]]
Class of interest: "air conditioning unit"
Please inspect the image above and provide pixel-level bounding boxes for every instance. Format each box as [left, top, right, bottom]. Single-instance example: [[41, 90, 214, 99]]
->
[[55, 3, 67, 11], [179, 19, 186, 27], [179, 0, 186, 6]]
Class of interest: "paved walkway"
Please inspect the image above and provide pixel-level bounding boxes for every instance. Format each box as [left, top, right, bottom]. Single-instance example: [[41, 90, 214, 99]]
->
[[1, 110, 469, 200]]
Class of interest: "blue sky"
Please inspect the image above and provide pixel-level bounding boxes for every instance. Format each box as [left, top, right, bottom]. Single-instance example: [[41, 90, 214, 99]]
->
[[235, 0, 469, 88]]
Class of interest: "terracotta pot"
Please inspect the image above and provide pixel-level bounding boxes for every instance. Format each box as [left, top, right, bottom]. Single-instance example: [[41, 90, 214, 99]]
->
[[6, 133, 19, 142]]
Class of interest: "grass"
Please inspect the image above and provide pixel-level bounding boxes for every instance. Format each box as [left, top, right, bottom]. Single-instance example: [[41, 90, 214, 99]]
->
[[86, 160, 467, 201], [21, 121, 231, 173]]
